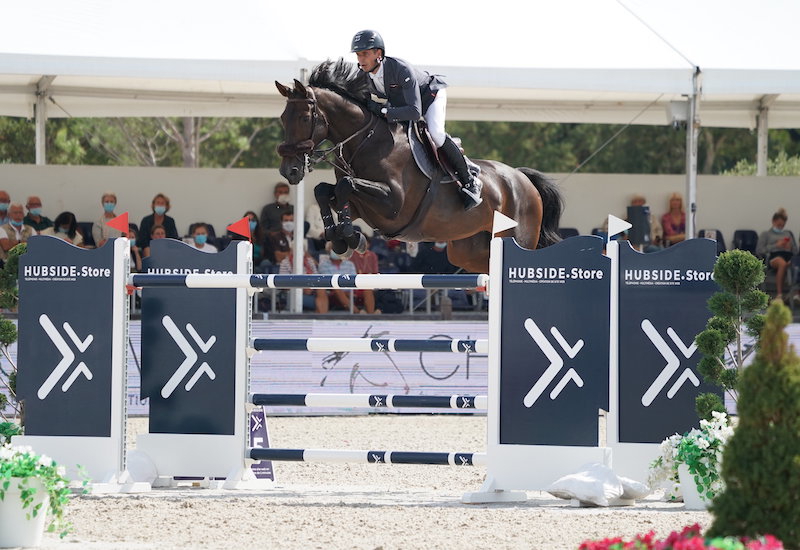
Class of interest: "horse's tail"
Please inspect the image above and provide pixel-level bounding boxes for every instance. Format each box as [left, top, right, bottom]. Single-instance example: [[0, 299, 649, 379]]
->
[[516, 167, 564, 248]]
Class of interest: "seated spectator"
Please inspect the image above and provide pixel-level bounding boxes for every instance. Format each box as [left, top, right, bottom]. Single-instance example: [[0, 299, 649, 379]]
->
[[0, 203, 37, 262], [143, 224, 167, 258], [410, 241, 458, 274], [23, 195, 54, 232], [279, 248, 329, 313], [756, 208, 798, 301], [128, 225, 143, 273], [137, 193, 179, 250], [188, 222, 217, 253], [305, 201, 326, 257], [40, 211, 84, 247], [92, 192, 124, 247], [660, 192, 686, 246], [0, 190, 11, 226], [318, 241, 357, 311], [265, 211, 295, 265], [229, 210, 272, 272], [351, 233, 381, 314], [260, 182, 293, 233]]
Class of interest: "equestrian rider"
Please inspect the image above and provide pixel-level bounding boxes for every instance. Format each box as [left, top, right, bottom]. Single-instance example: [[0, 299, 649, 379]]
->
[[351, 30, 483, 211]]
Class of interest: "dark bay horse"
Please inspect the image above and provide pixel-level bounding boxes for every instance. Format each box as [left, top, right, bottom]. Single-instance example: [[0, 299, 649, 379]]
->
[[276, 60, 563, 274]]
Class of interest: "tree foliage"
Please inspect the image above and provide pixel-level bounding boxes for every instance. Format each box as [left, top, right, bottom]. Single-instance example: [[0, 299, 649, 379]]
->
[[707, 301, 800, 545]]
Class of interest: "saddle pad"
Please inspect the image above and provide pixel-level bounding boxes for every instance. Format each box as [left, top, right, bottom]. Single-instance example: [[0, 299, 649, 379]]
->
[[407, 124, 480, 183]]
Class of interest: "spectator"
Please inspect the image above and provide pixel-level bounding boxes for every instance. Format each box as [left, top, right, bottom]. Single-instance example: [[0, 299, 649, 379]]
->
[[23, 195, 54, 232], [137, 193, 179, 250], [756, 208, 798, 301], [279, 248, 329, 313], [260, 182, 293, 232], [265, 211, 295, 265], [0, 191, 10, 226], [143, 224, 167, 258], [0, 203, 36, 262], [351, 234, 381, 314], [188, 222, 217, 253], [305, 201, 326, 256], [601, 194, 663, 252], [318, 241, 357, 311], [128, 225, 143, 273], [40, 211, 84, 247], [660, 192, 686, 246], [92, 192, 124, 247], [410, 241, 458, 274]]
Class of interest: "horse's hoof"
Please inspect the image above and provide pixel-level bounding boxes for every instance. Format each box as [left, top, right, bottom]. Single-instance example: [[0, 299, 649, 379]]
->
[[355, 233, 368, 254], [332, 239, 348, 255], [345, 231, 362, 250], [339, 248, 354, 260]]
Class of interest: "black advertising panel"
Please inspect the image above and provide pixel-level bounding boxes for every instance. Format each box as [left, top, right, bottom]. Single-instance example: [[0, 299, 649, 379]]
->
[[17, 236, 115, 436], [141, 239, 238, 435], [499, 236, 610, 446], [618, 239, 721, 443]]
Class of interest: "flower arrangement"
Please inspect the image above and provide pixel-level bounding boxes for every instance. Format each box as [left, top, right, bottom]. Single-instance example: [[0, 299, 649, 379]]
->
[[648, 411, 734, 502], [0, 443, 75, 538], [579, 523, 784, 549]]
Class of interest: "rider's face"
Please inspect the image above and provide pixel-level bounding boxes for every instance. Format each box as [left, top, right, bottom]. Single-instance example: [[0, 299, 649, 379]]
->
[[355, 49, 381, 73]]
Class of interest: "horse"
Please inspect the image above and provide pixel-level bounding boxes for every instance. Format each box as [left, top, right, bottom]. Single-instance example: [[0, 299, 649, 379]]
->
[[275, 59, 563, 274]]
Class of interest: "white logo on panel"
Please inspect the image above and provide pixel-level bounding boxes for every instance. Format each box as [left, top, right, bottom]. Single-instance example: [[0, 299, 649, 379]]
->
[[37, 314, 94, 399], [523, 318, 585, 407], [640, 319, 700, 406], [161, 315, 217, 398]]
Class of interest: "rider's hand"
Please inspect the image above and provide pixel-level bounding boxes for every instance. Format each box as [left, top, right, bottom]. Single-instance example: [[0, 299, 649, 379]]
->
[[367, 100, 386, 117]]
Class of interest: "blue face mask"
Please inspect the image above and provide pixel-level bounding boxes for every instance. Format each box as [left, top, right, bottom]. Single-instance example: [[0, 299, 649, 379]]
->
[[10, 219, 22, 227], [57, 226, 69, 234], [103, 202, 116, 212], [194, 234, 208, 245], [0, 203, 8, 212], [771, 226, 783, 234], [249, 221, 257, 232], [29, 208, 42, 216], [154, 206, 167, 215]]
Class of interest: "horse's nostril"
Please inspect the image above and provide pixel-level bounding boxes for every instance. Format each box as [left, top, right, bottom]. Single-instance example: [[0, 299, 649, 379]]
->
[[289, 167, 299, 175]]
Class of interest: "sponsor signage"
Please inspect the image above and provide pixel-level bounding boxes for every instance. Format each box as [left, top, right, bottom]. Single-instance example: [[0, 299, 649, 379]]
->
[[499, 236, 610, 446], [141, 239, 238, 435], [17, 236, 115, 436], [618, 239, 721, 443]]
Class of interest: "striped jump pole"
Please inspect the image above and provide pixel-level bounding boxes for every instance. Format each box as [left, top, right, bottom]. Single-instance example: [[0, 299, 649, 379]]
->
[[251, 338, 488, 354], [128, 273, 489, 290], [248, 448, 486, 466], [251, 393, 487, 409]]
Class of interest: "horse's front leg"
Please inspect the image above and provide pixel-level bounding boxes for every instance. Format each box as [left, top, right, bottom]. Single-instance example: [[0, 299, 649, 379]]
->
[[334, 176, 368, 256], [314, 182, 348, 254]]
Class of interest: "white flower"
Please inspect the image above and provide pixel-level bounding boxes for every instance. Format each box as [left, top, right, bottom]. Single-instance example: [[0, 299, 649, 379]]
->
[[37, 454, 53, 468]]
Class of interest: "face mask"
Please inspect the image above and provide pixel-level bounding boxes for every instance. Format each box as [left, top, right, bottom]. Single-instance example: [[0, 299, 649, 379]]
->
[[57, 226, 69, 234], [282, 221, 295, 233], [154, 205, 167, 215], [10, 219, 22, 227], [103, 202, 116, 212], [0, 203, 8, 212], [249, 221, 257, 232], [434, 242, 447, 249], [771, 226, 783, 234], [329, 251, 340, 261], [194, 234, 207, 245], [276, 194, 290, 205], [29, 208, 42, 216]]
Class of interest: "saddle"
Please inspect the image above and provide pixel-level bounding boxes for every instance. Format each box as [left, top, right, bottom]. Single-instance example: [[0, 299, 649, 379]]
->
[[407, 122, 481, 183]]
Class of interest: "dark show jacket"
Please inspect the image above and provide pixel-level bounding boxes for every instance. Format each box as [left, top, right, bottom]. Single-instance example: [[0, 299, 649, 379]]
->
[[368, 56, 447, 123]]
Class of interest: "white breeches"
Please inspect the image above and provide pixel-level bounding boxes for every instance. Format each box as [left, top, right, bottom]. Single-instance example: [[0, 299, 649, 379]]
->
[[424, 89, 447, 148]]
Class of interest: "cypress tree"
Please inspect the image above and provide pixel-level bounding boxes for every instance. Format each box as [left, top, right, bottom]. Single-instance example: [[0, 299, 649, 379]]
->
[[707, 301, 800, 544]]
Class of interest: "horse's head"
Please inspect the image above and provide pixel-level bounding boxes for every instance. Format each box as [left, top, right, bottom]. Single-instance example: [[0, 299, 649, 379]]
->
[[275, 79, 328, 185]]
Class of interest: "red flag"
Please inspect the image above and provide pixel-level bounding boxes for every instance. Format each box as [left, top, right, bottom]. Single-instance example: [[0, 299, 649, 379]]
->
[[227, 217, 251, 240], [106, 212, 129, 235]]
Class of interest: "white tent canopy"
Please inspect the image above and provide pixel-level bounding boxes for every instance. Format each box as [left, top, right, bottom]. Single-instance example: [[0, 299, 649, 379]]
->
[[1, 0, 799, 127]]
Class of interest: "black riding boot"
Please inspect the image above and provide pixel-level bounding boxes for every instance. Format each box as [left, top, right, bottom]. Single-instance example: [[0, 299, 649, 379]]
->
[[438, 137, 483, 210]]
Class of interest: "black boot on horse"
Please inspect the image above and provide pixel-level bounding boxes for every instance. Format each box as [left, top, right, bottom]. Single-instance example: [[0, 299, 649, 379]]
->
[[437, 136, 483, 211]]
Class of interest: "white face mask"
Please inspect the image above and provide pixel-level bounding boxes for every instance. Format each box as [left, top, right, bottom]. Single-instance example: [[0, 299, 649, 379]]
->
[[276, 194, 290, 205], [434, 242, 447, 249], [282, 221, 295, 233]]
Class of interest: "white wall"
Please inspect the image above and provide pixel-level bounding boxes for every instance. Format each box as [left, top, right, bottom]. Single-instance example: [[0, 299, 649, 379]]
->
[[1, 164, 797, 246]]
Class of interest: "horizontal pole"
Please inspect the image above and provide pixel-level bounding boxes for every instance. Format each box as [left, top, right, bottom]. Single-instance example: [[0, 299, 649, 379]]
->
[[248, 448, 486, 466], [128, 273, 488, 290], [251, 338, 488, 354], [250, 393, 487, 409]]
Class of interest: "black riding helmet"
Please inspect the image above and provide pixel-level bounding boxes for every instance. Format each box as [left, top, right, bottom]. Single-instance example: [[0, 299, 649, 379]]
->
[[351, 30, 385, 53]]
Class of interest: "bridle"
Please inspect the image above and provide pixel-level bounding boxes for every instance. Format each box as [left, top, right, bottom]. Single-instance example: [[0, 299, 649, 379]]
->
[[277, 88, 379, 177]]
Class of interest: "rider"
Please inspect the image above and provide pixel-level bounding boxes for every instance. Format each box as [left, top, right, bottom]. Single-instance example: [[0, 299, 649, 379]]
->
[[351, 29, 483, 211]]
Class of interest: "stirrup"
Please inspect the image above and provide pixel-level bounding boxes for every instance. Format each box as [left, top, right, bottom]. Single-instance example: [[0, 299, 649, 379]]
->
[[460, 179, 483, 210]]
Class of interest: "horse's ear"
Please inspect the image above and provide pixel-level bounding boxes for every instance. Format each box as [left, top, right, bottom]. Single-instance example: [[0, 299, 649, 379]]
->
[[294, 79, 309, 98], [275, 81, 291, 97]]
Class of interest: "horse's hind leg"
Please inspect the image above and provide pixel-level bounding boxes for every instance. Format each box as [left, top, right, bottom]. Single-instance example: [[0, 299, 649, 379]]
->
[[314, 182, 348, 254]]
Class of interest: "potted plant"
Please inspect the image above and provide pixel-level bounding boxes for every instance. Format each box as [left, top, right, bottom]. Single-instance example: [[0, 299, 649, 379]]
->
[[0, 443, 74, 547], [648, 411, 734, 509]]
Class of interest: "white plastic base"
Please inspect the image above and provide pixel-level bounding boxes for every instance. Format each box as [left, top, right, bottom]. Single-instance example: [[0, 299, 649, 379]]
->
[[462, 475, 527, 504], [137, 433, 242, 478], [607, 441, 659, 483]]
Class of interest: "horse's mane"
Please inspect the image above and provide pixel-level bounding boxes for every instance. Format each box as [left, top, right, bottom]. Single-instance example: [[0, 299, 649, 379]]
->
[[308, 59, 370, 105]]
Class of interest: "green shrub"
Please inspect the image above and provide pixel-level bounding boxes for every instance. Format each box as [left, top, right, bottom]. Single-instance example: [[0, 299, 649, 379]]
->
[[707, 301, 800, 545]]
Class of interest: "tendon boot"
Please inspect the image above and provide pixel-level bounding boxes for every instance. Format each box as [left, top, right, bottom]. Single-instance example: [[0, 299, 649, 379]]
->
[[438, 136, 483, 211]]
